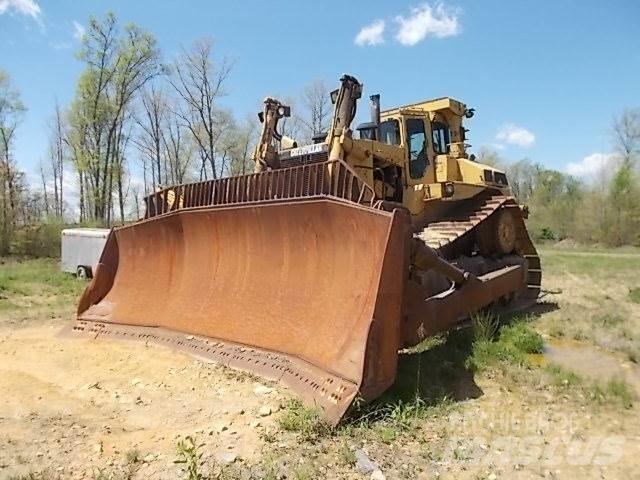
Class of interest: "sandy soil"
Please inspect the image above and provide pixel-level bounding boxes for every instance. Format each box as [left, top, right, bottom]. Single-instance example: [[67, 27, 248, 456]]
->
[[0, 320, 284, 479]]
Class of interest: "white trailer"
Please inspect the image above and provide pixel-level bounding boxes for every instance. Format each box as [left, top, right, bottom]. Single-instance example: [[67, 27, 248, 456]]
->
[[61, 228, 110, 279]]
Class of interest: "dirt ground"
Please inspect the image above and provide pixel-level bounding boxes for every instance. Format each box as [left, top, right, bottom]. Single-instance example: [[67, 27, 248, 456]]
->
[[1, 249, 640, 479], [0, 323, 285, 478]]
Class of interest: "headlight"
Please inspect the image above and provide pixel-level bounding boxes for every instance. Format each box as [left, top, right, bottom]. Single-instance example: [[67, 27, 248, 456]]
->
[[443, 182, 455, 197]]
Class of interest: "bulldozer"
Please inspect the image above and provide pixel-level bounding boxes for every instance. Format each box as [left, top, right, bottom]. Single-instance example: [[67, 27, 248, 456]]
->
[[71, 74, 540, 425]]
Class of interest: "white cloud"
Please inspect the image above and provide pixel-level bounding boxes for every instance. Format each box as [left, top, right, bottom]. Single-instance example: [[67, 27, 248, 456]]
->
[[495, 124, 535, 148], [355, 19, 385, 46], [50, 40, 72, 50], [566, 152, 617, 177], [72, 20, 85, 41], [394, 3, 460, 46], [0, 0, 41, 19]]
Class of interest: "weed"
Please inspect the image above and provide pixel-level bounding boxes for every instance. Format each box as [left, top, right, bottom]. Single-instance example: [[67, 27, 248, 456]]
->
[[588, 378, 634, 408], [376, 425, 397, 444], [386, 397, 428, 429], [453, 446, 470, 461], [278, 399, 332, 442], [350, 394, 451, 433], [337, 441, 355, 466], [174, 436, 205, 480], [257, 455, 280, 480], [571, 329, 587, 341], [500, 321, 544, 354], [406, 333, 447, 354], [629, 287, 640, 304], [548, 319, 566, 338], [8, 473, 52, 480], [546, 364, 634, 409], [467, 339, 521, 370], [623, 343, 639, 363], [471, 310, 499, 343], [92, 469, 131, 480], [595, 313, 624, 327], [124, 448, 140, 464], [292, 464, 315, 480], [467, 318, 544, 371], [259, 429, 277, 443], [218, 463, 245, 479], [262, 465, 278, 480], [545, 364, 581, 387]]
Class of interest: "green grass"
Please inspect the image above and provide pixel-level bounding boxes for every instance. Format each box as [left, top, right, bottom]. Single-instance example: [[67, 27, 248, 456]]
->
[[500, 321, 544, 354], [467, 315, 544, 372], [278, 399, 332, 442], [538, 248, 640, 278], [586, 378, 635, 409], [545, 363, 582, 387], [535, 247, 639, 358], [545, 363, 635, 409], [0, 258, 84, 296], [0, 258, 85, 322]]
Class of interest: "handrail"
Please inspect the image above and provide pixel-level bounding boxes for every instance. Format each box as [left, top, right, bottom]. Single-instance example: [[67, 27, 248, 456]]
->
[[143, 159, 377, 219]]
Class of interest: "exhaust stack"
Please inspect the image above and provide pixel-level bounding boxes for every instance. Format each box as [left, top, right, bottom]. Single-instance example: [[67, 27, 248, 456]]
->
[[370, 94, 380, 126]]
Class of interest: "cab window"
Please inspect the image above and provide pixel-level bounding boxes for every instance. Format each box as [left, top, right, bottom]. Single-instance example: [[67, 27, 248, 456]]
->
[[379, 119, 400, 145], [432, 122, 450, 154], [406, 118, 427, 179]]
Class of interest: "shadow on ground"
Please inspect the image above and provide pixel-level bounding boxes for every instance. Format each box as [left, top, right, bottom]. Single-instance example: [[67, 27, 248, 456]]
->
[[345, 300, 559, 423], [344, 330, 482, 424]]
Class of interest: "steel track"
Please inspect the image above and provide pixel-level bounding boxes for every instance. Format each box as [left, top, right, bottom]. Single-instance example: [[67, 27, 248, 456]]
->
[[415, 193, 542, 303]]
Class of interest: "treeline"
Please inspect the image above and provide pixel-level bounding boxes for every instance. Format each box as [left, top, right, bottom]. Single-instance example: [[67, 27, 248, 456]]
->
[[1, 12, 640, 256], [0, 12, 330, 255], [481, 107, 640, 246]]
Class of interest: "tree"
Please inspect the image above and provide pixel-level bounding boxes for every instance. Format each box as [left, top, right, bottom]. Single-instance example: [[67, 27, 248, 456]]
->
[[225, 114, 258, 176], [169, 38, 233, 180], [135, 84, 196, 192], [606, 108, 640, 245], [46, 101, 66, 218], [298, 80, 331, 140], [69, 12, 161, 224], [613, 108, 640, 162], [475, 146, 503, 168], [135, 84, 168, 191], [0, 69, 27, 253], [162, 110, 195, 184]]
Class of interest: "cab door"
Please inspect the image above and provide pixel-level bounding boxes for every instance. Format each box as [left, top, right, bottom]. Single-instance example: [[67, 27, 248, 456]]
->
[[403, 116, 435, 186]]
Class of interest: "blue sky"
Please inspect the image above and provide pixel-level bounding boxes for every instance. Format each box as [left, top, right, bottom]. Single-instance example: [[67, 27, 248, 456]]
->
[[1, 0, 639, 181]]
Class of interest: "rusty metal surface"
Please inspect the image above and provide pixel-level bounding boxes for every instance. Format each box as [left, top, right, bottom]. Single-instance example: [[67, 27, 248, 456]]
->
[[404, 262, 525, 345], [144, 159, 376, 219], [77, 198, 409, 424]]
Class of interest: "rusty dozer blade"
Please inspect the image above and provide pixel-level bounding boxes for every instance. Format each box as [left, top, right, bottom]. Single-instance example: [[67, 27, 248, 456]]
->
[[74, 198, 409, 425]]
